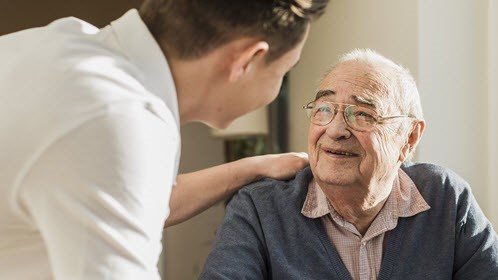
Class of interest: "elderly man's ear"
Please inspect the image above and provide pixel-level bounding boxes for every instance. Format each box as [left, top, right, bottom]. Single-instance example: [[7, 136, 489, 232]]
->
[[399, 120, 426, 162]]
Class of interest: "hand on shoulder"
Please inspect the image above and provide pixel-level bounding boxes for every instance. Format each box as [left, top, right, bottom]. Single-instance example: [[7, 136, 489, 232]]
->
[[243, 152, 309, 181]]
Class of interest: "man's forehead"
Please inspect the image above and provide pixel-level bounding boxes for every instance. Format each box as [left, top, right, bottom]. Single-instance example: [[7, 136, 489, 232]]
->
[[318, 63, 391, 106], [314, 89, 377, 108], [325, 62, 388, 87]]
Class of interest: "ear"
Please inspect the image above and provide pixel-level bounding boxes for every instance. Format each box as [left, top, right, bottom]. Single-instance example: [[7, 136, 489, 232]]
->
[[228, 41, 269, 82], [399, 120, 425, 162]]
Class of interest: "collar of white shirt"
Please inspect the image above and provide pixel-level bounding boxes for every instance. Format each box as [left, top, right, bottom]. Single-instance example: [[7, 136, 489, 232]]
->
[[110, 9, 180, 127]]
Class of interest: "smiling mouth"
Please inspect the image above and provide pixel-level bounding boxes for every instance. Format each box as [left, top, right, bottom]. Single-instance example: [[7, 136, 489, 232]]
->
[[322, 148, 359, 157]]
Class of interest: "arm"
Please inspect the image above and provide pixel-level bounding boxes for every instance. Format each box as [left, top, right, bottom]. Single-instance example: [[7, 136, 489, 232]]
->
[[453, 186, 498, 278], [165, 152, 308, 227], [199, 188, 269, 279], [19, 108, 177, 279]]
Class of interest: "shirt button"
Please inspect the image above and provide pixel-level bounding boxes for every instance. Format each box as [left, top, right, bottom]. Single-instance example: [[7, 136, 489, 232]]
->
[[361, 242, 366, 246]]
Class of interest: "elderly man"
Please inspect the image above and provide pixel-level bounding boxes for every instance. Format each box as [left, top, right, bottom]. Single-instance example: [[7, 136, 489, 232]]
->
[[199, 49, 498, 279]]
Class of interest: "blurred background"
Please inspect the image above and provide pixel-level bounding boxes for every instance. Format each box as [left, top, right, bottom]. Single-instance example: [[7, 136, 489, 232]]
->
[[1, 0, 496, 279]]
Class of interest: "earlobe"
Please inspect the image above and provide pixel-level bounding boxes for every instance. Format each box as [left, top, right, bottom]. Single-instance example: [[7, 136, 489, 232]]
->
[[228, 41, 269, 82]]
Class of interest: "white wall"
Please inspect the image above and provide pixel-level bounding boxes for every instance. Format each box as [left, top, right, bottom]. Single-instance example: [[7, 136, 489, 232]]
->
[[418, 0, 493, 224], [488, 1, 498, 227]]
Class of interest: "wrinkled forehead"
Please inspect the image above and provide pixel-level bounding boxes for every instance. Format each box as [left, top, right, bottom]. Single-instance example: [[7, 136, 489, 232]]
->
[[317, 61, 395, 109]]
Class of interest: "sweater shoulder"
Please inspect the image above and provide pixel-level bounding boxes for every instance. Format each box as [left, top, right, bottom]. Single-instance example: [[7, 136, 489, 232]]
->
[[403, 162, 470, 190], [401, 161, 472, 208], [241, 166, 311, 194], [234, 166, 312, 213]]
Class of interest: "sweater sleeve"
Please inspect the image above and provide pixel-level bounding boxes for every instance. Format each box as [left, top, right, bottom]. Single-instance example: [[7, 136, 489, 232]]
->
[[199, 188, 269, 280], [453, 185, 498, 279]]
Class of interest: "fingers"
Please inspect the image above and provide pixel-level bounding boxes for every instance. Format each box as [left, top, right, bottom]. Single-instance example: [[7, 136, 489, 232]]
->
[[294, 152, 308, 160]]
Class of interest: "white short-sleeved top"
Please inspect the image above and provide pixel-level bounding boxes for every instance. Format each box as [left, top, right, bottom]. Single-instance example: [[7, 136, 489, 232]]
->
[[0, 9, 180, 279]]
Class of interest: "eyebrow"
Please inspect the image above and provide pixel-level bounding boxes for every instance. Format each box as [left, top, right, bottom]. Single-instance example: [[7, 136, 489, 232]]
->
[[314, 90, 377, 109], [315, 89, 334, 99], [353, 95, 376, 108]]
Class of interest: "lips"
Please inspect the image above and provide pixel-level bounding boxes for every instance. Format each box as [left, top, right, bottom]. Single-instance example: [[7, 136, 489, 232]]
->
[[322, 147, 359, 157]]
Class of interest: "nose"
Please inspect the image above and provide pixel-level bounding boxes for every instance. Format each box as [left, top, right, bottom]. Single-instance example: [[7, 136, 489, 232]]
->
[[325, 109, 352, 140]]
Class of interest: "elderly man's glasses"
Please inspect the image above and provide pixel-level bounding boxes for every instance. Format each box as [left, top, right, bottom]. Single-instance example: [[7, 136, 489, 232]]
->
[[303, 100, 417, 132]]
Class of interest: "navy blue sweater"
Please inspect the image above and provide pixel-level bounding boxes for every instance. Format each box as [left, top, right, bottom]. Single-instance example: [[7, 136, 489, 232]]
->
[[200, 163, 498, 279]]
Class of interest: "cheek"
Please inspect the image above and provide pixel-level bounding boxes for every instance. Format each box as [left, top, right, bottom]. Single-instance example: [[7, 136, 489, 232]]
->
[[250, 84, 278, 112], [358, 132, 388, 165], [262, 77, 284, 104], [307, 126, 322, 164], [357, 133, 390, 181], [371, 129, 400, 166]]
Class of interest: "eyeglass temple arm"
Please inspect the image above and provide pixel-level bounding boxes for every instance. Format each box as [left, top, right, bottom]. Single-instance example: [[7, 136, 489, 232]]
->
[[378, 115, 419, 122]]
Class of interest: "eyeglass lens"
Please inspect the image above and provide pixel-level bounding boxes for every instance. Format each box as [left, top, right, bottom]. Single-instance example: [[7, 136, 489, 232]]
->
[[308, 102, 377, 131]]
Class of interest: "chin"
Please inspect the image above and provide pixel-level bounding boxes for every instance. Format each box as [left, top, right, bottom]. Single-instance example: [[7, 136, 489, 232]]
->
[[216, 120, 232, 130], [199, 119, 227, 129], [313, 165, 354, 186], [316, 175, 351, 187]]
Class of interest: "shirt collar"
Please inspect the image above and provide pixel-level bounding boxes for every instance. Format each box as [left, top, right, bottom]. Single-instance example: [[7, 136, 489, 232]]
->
[[301, 178, 330, 219], [110, 9, 180, 126], [302, 168, 431, 219]]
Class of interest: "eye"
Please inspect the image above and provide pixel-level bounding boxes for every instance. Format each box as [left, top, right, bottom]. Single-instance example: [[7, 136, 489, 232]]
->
[[310, 103, 334, 124], [313, 104, 334, 118], [347, 107, 377, 125], [317, 106, 332, 113], [355, 110, 374, 118]]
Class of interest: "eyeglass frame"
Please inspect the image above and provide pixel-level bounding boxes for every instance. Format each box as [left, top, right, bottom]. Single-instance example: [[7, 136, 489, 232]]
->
[[303, 100, 419, 132]]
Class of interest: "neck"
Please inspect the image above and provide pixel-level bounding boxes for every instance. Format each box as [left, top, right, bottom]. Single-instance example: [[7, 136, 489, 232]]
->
[[167, 56, 214, 125], [319, 177, 395, 236]]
